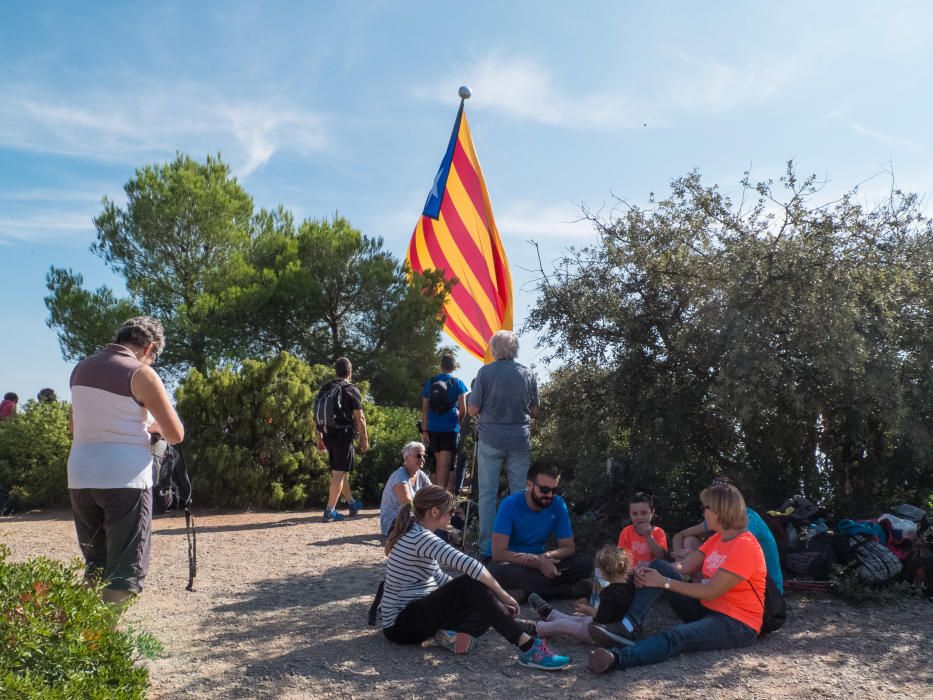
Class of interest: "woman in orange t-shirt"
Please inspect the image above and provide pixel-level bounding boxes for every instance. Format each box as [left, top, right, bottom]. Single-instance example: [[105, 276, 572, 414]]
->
[[588, 483, 766, 673]]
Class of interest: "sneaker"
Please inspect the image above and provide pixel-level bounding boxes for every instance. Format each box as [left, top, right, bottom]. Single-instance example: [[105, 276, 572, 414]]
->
[[517, 638, 571, 671], [506, 588, 528, 604], [322, 509, 345, 523], [348, 499, 364, 516], [433, 629, 476, 654], [528, 593, 553, 621], [587, 647, 618, 674], [517, 618, 538, 637], [587, 621, 636, 647]]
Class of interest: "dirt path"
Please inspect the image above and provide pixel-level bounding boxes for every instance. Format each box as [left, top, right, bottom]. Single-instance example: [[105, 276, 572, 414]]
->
[[2, 509, 930, 699]]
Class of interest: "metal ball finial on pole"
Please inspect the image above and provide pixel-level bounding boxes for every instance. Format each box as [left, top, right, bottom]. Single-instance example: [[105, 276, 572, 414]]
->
[[458, 85, 472, 102]]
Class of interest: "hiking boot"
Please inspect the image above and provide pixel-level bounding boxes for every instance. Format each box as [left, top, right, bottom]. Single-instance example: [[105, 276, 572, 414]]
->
[[348, 499, 364, 516], [528, 593, 553, 621], [517, 618, 538, 637], [517, 638, 571, 671], [587, 647, 618, 674], [587, 621, 636, 647], [433, 629, 477, 654], [506, 588, 528, 604], [322, 508, 345, 523]]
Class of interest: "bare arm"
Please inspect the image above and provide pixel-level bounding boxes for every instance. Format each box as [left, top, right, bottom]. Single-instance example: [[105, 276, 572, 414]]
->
[[130, 366, 184, 444], [393, 482, 413, 506], [672, 522, 708, 557], [456, 393, 468, 429], [544, 535, 576, 561], [421, 397, 430, 440], [354, 409, 368, 452], [468, 403, 479, 418], [637, 564, 743, 600]]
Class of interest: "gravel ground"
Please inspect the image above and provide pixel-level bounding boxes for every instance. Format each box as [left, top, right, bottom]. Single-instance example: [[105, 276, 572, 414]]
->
[[2, 508, 931, 699]]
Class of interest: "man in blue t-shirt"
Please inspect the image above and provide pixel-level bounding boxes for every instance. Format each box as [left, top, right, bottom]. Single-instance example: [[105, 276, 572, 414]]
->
[[488, 462, 593, 601], [421, 354, 469, 493]]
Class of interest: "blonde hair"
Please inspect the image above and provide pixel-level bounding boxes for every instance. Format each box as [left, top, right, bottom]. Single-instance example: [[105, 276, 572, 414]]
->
[[699, 483, 748, 530], [384, 485, 455, 555], [595, 545, 632, 581]]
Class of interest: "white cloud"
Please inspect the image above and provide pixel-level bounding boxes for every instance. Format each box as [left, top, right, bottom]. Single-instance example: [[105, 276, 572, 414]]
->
[[850, 122, 922, 154], [413, 51, 798, 129], [0, 83, 328, 178], [495, 201, 596, 240], [0, 210, 96, 243], [412, 55, 647, 129]]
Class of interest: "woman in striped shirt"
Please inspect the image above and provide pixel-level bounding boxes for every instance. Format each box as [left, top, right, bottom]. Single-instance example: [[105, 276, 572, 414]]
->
[[382, 485, 571, 670]]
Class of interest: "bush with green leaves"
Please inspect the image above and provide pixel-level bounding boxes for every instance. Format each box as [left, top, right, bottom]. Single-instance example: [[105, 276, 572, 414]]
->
[[0, 400, 72, 509], [0, 544, 150, 698], [175, 352, 419, 509]]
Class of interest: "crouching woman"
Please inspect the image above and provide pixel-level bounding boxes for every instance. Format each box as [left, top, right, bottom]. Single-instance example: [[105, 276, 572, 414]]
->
[[382, 485, 570, 670], [588, 482, 766, 673]]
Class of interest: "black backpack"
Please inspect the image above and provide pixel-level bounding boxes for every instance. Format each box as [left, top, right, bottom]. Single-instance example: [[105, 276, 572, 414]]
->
[[755, 574, 787, 636], [151, 439, 192, 515], [315, 380, 351, 434], [428, 376, 456, 414], [150, 436, 197, 591]]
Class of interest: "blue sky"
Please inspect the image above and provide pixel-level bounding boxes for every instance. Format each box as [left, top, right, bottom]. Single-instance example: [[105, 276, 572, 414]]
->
[[1, 1, 931, 400]]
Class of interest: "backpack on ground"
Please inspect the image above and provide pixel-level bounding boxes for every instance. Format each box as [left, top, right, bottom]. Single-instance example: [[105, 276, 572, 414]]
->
[[428, 376, 457, 414], [315, 380, 350, 434], [786, 531, 836, 580], [848, 533, 902, 583]]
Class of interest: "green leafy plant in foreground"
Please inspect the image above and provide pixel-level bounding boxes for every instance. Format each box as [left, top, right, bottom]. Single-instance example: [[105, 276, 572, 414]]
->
[[0, 544, 150, 699]]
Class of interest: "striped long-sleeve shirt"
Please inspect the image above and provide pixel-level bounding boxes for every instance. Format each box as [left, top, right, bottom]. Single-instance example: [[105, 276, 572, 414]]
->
[[382, 523, 485, 628]]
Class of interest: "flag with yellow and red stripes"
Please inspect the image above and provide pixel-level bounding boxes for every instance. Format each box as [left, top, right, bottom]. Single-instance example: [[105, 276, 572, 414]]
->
[[407, 102, 513, 362]]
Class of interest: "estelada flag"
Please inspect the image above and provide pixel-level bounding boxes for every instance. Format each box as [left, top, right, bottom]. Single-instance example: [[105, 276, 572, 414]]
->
[[407, 101, 513, 362]]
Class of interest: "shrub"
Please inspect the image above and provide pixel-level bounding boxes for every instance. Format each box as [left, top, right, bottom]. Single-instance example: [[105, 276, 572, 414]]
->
[[354, 404, 420, 504], [175, 352, 420, 509], [0, 400, 72, 509], [0, 544, 150, 698]]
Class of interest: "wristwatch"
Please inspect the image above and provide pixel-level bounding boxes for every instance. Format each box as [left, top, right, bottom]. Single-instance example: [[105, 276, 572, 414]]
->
[[663, 577, 672, 590]]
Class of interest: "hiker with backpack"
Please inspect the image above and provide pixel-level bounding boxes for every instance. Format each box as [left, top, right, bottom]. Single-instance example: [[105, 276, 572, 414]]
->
[[315, 357, 368, 522], [67, 316, 184, 604], [588, 482, 767, 674], [421, 353, 469, 493]]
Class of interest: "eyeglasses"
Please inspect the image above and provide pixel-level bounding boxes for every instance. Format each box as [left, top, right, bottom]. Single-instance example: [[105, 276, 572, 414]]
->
[[533, 482, 561, 495], [413, 453, 426, 459]]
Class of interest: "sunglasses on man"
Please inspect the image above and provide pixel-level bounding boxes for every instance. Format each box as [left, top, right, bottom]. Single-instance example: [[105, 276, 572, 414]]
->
[[533, 482, 561, 495]]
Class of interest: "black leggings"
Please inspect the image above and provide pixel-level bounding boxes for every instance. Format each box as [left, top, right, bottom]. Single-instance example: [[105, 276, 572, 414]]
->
[[383, 575, 523, 646]]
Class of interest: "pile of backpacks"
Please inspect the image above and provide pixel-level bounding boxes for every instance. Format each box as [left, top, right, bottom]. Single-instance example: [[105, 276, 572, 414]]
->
[[763, 496, 933, 597]]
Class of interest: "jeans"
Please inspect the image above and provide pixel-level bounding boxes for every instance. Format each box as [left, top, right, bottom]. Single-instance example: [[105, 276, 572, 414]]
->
[[476, 441, 529, 556], [610, 559, 758, 669], [488, 553, 593, 599]]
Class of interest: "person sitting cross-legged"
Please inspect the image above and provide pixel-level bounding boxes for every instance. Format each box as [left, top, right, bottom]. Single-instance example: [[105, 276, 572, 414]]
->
[[587, 482, 766, 674], [487, 462, 593, 602]]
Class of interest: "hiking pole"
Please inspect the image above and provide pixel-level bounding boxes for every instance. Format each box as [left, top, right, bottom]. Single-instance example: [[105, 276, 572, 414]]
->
[[461, 423, 479, 549], [173, 444, 198, 592]]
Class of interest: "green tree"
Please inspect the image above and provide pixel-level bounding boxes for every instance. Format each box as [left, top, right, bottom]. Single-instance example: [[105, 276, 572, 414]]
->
[[174, 352, 419, 509], [46, 153, 253, 376], [0, 399, 72, 508], [203, 214, 452, 405], [529, 165, 933, 526]]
